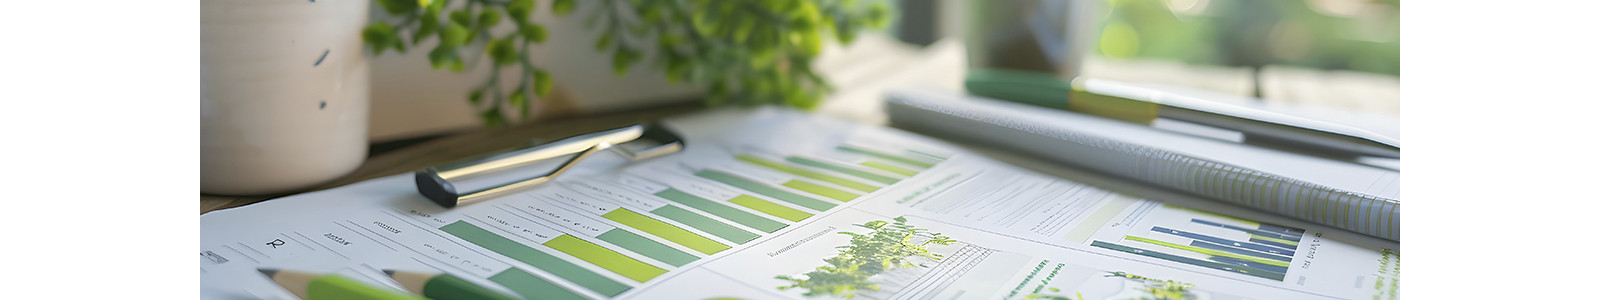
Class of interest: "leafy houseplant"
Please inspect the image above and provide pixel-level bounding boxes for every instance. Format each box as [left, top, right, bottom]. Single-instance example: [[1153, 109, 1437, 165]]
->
[[363, 0, 893, 127]]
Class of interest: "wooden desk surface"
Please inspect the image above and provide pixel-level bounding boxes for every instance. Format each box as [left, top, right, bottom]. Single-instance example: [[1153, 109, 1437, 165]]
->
[[200, 103, 701, 214]]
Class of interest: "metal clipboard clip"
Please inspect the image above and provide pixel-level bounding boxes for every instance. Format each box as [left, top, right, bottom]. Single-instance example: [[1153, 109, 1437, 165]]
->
[[414, 123, 685, 208]]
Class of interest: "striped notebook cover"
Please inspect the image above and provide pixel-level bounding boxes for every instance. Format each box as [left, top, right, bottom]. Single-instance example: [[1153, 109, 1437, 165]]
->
[[886, 89, 1400, 241]]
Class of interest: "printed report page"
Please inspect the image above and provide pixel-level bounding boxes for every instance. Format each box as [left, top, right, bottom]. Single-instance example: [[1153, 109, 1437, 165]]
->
[[199, 108, 1399, 300]]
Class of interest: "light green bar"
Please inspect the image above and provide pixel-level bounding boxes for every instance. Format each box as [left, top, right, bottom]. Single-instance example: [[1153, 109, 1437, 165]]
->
[[439, 221, 631, 296], [861, 161, 918, 176], [1125, 236, 1291, 267], [1063, 195, 1139, 243], [785, 156, 901, 184], [728, 195, 814, 222], [837, 145, 936, 168], [781, 180, 858, 202], [597, 229, 698, 267], [654, 188, 787, 233], [489, 268, 588, 300], [735, 155, 879, 192], [543, 235, 667, 283], [602, 208, 730, 255], [695, 170, 838, 211], [651, 205, 760, 244]]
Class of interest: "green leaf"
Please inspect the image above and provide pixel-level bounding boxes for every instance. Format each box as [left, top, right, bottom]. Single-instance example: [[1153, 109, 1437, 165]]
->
[[427, 46, 452, 69], [521, 23, 548, 43], [478, 10, 501, 27], [611, 48, 638, 76], [468, 90, 483, 103], [865, 2, 892, 28], [440, 24, 470, 48], [507, 0, 534, 23], [481, 108, 505, 127], [487, 38, 518, 66], [508, 90, 527, 110], [594, 33, 613, 51], [552, 0, 576, 16], [450, 58, 466, 72], [450, 10, 473, 27], [362, 22, 398, 55], [533, 69, 552, 97], [426, 0, 447, 15], [414, 13, 439, 44], [375, 0, 417, 15]]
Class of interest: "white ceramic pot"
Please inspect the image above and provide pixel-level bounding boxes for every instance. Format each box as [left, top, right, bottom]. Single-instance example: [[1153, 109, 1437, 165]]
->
[[201, 0, 370, 195]]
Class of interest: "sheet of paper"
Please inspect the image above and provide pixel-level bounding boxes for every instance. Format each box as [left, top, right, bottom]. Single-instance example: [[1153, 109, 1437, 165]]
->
[[200, 108, 1399, 300]]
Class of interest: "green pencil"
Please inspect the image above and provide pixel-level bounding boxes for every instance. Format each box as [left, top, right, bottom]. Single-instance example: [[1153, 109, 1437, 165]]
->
[[257, 268, 427, 300], [384, 269, 522, 300]]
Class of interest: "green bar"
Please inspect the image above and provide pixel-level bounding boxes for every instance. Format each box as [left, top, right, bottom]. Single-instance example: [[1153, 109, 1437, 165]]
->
[[488, 268, 588, 300], [729, 195, 814, 222], [1248, 233, 1300, 247], [651, 205, 759, 244], [781, 180, 858, 202], [543, 235, 667, 282], [439, 221, 631, 296], [785, 156, 901, 184], [837, 145, 936, 168], [1125, 236, 1291, 267], [695, 170, 838, 211], [602, 209, 729, 255], [654, 189, 787, 233], [597, 229, 699, 267], [861, 161, 918, 176], [735, 155, 879, 192]]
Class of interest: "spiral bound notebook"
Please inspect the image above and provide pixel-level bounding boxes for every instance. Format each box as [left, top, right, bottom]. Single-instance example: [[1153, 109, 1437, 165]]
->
[[886, 88, 1401, 241]]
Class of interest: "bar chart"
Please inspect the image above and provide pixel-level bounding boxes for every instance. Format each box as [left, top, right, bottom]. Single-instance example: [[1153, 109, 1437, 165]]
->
[[1091, 208, 1305, 281], [423, 141, 950, 298]]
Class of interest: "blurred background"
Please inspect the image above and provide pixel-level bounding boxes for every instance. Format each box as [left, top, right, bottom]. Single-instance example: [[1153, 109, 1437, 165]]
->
[[364, 0, 1400, 143]]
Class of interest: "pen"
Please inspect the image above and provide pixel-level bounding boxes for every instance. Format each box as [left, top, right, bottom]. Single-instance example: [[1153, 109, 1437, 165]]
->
[[257, 268, 427, 300], [964, 69, 1401, 158], [383, 269, 521, 300]]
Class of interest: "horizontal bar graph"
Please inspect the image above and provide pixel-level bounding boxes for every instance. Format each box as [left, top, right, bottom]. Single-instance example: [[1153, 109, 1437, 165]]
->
[[1095, 215, 1306, 282], [441, 221, 633, 296], [488, 268, 588, 300], [1093, 241, 1286, 281], [596, 229, 699, 267], [650, 205, 760, 244], [602, 208, 730, 255], [653, 188, 787, 233], [785, 156, 901, 184], [735, 155, 880, 192], [695, 170, 838, 211]]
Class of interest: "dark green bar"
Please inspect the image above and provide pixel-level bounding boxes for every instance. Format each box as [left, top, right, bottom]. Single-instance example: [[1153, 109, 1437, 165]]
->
[[488, 268, 588, 300], [785, 156, 901, 184], [695, 170, 837, 211], [440, 221, 632, 296], [650, 205, 760, 244], [654, 189, 787, 233], [597, 229, 699, 267], [837, 145, 936, 168]]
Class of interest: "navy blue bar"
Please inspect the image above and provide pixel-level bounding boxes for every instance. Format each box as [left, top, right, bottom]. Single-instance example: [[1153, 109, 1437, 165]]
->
[[1255, 223, 1305, 235], [1190, 240, 1292, 262], [1249, 238, 1297, 251], [1151, 226, 1296, 256], [1211, 256, 1290, 274], [1092, 241, 1285, 281], [1190, 219, 1298, 241]]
